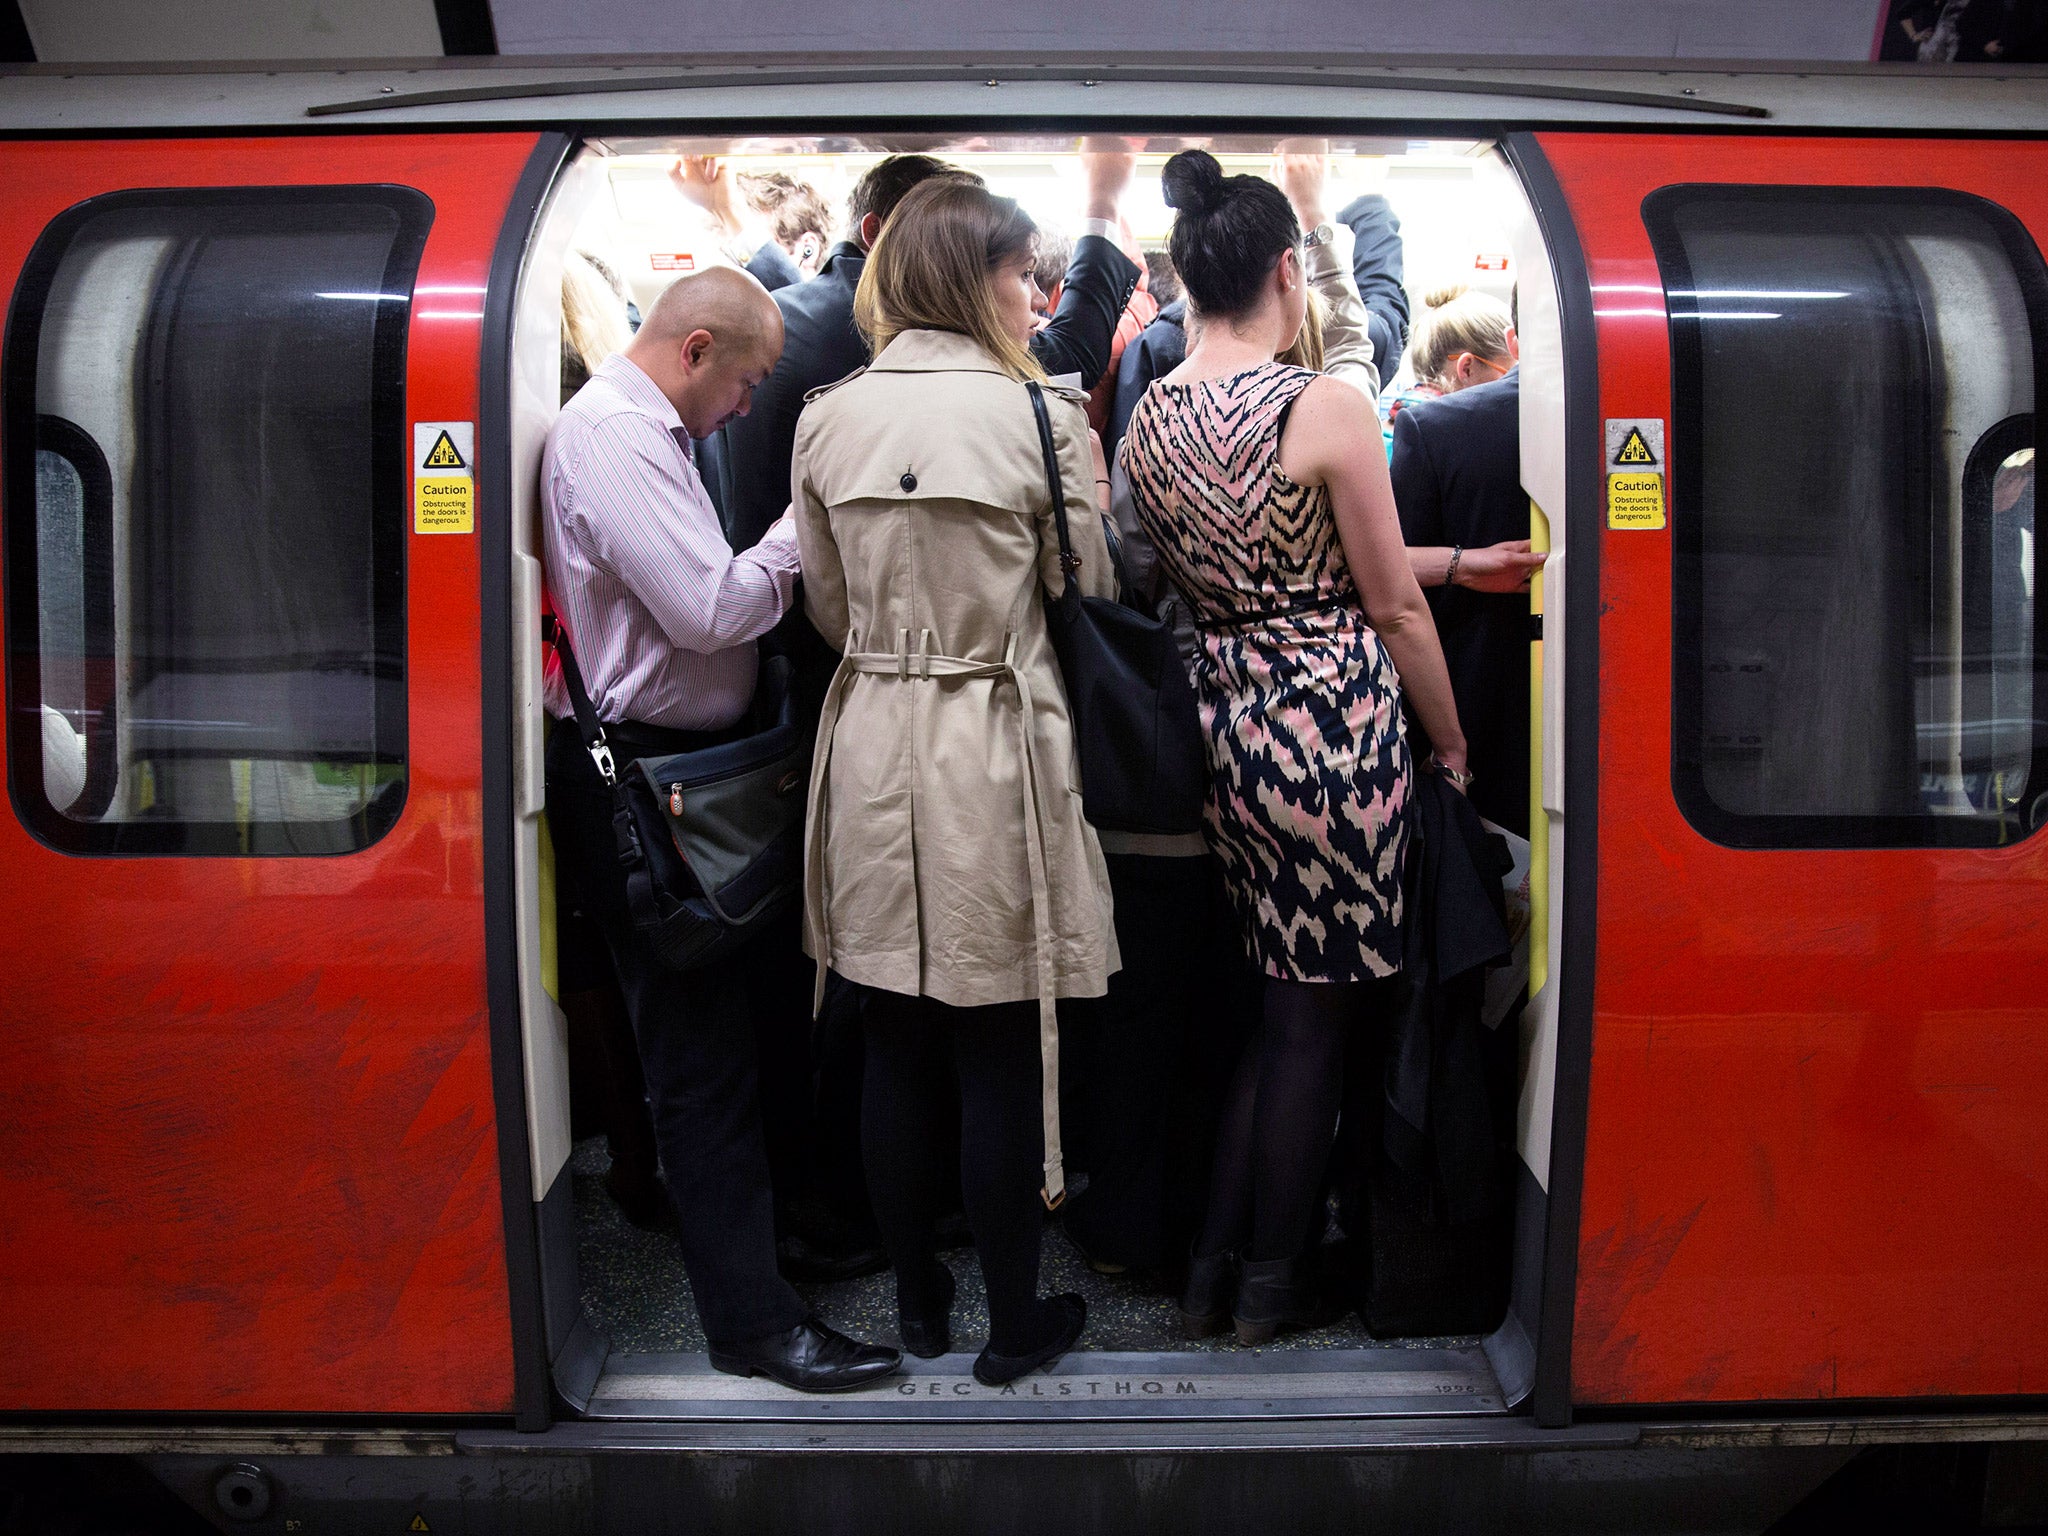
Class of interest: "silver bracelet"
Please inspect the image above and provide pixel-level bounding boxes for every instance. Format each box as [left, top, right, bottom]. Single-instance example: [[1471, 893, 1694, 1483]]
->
[[1445, 545, 1464, 588]]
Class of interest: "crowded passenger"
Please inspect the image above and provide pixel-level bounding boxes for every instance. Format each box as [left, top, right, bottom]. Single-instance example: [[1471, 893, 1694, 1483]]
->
[[699, 146, 1144, 1285], [1389, 286, 1544, 836], [548, 142, 1534, 1372], [669, 155, 835, 293], [560, 250, 633, 404], [541, 264, 901, 1392], [1379, 283, 1516, 448], [1108, 141, 1395, 460], [792, 178, 1116, 1385], [1120, 149, 1471, 1343], [1067, 144, 1387, 1283], [717, 145, 1142, 554]]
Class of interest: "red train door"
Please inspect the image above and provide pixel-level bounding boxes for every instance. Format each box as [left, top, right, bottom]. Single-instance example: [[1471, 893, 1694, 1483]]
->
[[1533, 132, 2048, 1409], [0, 132, 549, 1416]]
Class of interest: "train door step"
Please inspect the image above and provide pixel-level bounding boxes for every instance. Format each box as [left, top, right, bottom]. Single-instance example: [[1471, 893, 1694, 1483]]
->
[[585, 1344, 1506, 1421]]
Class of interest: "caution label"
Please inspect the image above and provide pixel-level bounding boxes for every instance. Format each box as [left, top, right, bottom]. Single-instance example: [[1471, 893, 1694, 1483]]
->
[[415, 476, 474, 533], [1603, 418, 1665, 472], [413, 421, 475, 535], [1607, 472, 1666, 530]]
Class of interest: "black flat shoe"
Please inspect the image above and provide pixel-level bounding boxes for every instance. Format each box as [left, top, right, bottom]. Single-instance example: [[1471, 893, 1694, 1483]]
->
[[898, 1264, 956, 1360], [708, 1318, 902, 1393], [1178, 1248, 1236, 1340], [972, 1294, 1086, 1387]]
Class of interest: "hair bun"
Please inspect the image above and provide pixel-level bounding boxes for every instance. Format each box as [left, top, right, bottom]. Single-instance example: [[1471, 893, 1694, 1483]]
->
[[1161, 150, 1226, 215], [1421, 283, 1471, 309]]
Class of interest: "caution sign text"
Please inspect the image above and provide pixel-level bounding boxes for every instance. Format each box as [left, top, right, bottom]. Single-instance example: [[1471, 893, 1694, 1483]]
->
[[1607, 472, 1666, 530], [413, 421, 476, 535], [415, 476, 474, 533]]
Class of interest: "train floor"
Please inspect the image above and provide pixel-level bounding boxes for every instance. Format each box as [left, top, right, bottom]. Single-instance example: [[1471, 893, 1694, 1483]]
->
[[572, 1137, 1504, 1419]]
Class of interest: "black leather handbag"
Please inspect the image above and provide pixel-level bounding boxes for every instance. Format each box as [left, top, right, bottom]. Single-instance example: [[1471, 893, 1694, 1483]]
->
[[546, 617, 809, 972], [1026, 381, 1208, 836]]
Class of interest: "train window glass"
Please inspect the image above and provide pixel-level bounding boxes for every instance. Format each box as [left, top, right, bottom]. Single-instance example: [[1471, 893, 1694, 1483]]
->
[[1647, 187, 2048, 848], [5, 188, 432, 855]]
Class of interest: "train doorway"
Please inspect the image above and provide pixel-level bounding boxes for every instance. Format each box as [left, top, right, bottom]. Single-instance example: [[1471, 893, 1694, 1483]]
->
[[504, 131, 1574, 1423]]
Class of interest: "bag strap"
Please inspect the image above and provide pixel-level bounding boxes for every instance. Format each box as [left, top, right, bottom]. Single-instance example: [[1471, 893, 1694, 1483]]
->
[[1025, 381, 1081, 602], [542, 612, 617, 786], [544, 612, 674, 948]]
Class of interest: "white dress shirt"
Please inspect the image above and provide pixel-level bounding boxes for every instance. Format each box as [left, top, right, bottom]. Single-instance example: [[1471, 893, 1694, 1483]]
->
[[542, 352, 801, 731]]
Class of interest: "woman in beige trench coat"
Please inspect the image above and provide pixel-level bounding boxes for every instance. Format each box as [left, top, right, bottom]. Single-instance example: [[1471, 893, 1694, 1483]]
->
[[791, 178, 1118, 1386]]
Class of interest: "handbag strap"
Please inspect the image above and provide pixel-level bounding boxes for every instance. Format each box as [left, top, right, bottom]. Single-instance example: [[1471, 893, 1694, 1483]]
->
[[542, 612, 617, 787], [1025, 380, 1081, 602], [544, 612, 672, 948]]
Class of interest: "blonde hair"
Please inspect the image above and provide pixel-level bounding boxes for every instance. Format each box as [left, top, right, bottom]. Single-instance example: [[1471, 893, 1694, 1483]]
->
[[853, 178, 1044, 382], [1407, 283, 1512, 391], [1276, 287, 1328, 373], [561, 251, 631, 399]]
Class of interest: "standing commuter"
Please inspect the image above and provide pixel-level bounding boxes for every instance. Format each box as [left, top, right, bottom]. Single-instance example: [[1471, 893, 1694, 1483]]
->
[[1062, 146, 1383, 1278], [792, 179, 1120, 1386], [1389, 288, 1545, 837], [705, 147, 1142, 1278], [668, 156, 834, 293], [541, 266, 900, 1392], [1121, 151, 1471, 1345]]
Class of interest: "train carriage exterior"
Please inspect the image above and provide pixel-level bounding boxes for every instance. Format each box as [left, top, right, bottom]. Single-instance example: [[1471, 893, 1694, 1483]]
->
[[0, 54, 2044, 1532]]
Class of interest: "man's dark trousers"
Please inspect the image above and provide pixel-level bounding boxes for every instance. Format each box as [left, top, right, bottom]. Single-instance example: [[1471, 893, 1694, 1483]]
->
[[545, 718, 808, 1347]]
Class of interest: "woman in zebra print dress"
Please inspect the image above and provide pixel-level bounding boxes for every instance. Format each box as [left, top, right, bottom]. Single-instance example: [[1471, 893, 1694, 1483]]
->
[[1122, 150, 1471, 1344]]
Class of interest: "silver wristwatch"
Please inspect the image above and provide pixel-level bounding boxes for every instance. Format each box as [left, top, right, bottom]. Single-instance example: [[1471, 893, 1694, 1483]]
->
[[1301, 221, 1336, 250]]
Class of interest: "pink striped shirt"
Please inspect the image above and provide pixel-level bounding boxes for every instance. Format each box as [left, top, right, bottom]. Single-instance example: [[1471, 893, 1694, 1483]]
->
[[542, 353, 801, 731]]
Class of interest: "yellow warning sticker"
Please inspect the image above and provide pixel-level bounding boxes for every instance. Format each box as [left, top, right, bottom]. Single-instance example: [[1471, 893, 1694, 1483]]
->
[[1607, 472, 1666, 530], [415, 475, 475, 534], [421, 429, 466, 470], [409, 1517, 431, 1533], [1613, 427, 1657, 466]]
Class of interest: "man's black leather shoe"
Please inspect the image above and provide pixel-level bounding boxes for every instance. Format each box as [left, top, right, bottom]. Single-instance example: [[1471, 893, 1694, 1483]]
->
[[707, 1319, 902, 1393]]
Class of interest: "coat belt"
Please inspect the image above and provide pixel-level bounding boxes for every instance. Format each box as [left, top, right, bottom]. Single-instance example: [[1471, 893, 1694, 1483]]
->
[[804, 626, 1068, 1207]]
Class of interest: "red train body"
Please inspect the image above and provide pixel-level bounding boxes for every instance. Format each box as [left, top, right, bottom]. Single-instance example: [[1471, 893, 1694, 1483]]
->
[[0, 56, 2042, 1532]]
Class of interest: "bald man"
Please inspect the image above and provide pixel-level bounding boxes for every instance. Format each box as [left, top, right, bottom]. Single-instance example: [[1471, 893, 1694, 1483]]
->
[[541, 267, 902, 1392]]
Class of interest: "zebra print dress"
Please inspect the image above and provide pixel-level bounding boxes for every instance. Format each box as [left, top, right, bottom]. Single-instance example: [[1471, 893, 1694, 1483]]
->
[[1123, 362, 1410, 982]]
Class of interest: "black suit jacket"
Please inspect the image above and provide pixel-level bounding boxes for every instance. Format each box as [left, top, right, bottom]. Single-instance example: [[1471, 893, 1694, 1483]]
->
[[1105, 298, 1186, 463], [1388, 369, 1529, 837], [715, 234, 1140, 554], [746, 240, 802, 293]]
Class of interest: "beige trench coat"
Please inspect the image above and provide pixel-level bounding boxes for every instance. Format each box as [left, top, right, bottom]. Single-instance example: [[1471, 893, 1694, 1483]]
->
[[791, 328, 1121, 1203]]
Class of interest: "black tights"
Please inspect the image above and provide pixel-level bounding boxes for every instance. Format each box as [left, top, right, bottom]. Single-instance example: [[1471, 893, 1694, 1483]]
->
[[1196, 979, 1361, 1263], [862, 991, 1055, 1355]]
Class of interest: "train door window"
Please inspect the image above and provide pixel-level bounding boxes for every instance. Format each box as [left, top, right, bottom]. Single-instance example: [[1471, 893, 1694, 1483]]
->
[[4, 188, 432, 854], [1647, 186, 2047, 847]]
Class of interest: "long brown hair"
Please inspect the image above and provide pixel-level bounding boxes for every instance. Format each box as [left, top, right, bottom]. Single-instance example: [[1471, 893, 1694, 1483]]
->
[[854, 178, 1044, 382]]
